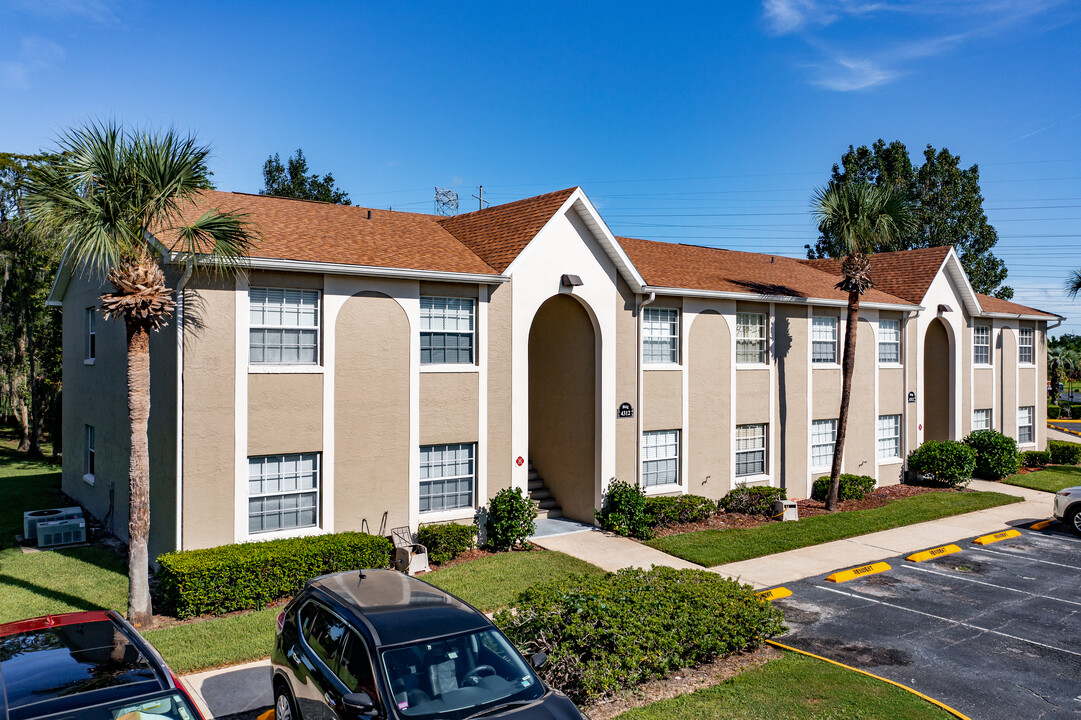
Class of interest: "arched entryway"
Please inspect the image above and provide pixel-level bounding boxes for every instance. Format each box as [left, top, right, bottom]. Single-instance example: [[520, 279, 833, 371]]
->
[[528, 294, 598, 522], [923, 318, 952, 441]]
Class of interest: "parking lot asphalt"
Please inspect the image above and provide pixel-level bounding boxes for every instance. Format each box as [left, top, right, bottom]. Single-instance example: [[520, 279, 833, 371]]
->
[[774, 524, 1081, 719]]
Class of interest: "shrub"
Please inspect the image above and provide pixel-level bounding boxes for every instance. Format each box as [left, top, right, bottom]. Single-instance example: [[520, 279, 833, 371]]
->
[[643, 495, 717, 528], [1049, 440, 1081, 465], [481, 487, 537, 551], [156, 532, 392, 618], [907, 440, 976, 488], [1021, 450, 1051, 467], [720, 485, 787, 516], [1048, 405, 1062, 420], [595, 479, 652, 539], [811, 473, 877, 502], [493, 567, 786, 703], [963, 429, 1020, 481], [417, 523, 476, 566]]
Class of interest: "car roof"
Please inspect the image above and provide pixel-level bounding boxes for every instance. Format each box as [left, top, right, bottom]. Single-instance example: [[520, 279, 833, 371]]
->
[[307, 569, 490, 647], [0, 611, 171, 720]]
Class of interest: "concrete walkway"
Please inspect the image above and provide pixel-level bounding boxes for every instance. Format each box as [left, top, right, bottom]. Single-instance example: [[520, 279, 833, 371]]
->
[[181, 659, 272, 719]]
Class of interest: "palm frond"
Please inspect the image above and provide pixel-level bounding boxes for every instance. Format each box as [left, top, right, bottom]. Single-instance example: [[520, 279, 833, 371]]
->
[[1066, 268, 1081, 299], [168, 210, 258, 276]]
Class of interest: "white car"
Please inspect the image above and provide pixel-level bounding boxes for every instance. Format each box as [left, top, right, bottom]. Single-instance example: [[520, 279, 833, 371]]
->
[[1053, 485, 1081, 536]]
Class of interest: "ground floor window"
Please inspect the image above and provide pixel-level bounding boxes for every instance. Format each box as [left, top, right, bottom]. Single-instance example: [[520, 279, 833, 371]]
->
[[642, 430, 680, 487], [811, 419, 837, 470], [1018, 406, 1034, 444], [736, 424, 767, 476], [973, 408, 991, 431], [84, 425, 95, 478], [248, 453, 320, 534], [420, 443, 475, 513], [877, 414, 901, 459]]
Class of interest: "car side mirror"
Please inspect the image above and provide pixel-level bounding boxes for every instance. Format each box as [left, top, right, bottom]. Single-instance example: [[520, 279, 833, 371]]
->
[[342, 692, 379, 718], [530, 652, 547, 669]]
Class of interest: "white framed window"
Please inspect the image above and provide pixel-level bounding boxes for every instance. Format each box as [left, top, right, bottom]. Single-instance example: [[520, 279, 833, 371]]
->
[[878, 319, 901, 364], [248, 453, 320, 534], [84, 425, 95, 479], [736, 313, 767, 365], [812, 316, 838, 364], [420, 443, 475, 512], [421, 297, 475, 365], [249, 288, 320, 365], [1018, 406, 1034, 444], [735, 424, 767, 476], [877, 414, 901, 460], [643, 308, 679, 364], [973, 408, 992, 431], [85, 308, 96, 361], [642, 430, 680, 488], [1018, 328, 1034, 365], [973, 325, 991, 365], [811, 419, 837, 469]]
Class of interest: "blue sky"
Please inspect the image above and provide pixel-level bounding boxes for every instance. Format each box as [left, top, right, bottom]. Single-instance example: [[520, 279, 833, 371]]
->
[[3, 0, 1080, 333]]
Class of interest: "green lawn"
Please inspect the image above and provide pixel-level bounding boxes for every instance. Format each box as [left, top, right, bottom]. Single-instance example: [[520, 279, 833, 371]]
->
[[647, 491, 1021, 567], [1004, 465, 1081, 493], [613, 650, 954, 720]]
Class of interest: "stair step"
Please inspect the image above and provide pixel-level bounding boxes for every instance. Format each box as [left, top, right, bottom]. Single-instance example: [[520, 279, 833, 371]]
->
[[527, 478, 544, 491], [530, 488, 551, 501], [545, 508, 562, 519], [536, 497, 559, 509], [528, 470, 540, 481]]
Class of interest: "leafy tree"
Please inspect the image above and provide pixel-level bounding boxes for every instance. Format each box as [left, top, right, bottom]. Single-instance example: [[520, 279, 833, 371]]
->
[[25, 123, 257, 628], [1050, 333, 1081, 353], [812, 181, 913, 511], [260, 148, 351, 204], [807, 140, 1013, 299]]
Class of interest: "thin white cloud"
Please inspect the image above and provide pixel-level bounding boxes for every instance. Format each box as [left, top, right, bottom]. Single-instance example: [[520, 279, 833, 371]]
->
[[810, 56, 900, 91], [0, 37, 64, 91], [10, 0, 120, 24]]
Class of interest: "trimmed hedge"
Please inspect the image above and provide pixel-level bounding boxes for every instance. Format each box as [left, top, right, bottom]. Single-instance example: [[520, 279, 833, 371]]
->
[[156, 532, 392, 618], [644, 495, 717, 528], [417, 523, 476, 566], [907, 440, 976, 488], [720, 486, 787, 516], [1049, 440, 1081, 465], [811, 473, 876, 502], [493, 567, 786, 703], [1021, 450, 1051, 467], [1048, 405, 1062, 420], [595, 480, 652, 539], [963, 429, 1020, 481], [482, 487, 537, 551]]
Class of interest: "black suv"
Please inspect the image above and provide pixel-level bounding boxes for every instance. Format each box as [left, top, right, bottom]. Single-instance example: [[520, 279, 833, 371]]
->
[[272, 569, 583, 720]]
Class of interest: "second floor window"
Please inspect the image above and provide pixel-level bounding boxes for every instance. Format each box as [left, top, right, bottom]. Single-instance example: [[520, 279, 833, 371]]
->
[[812, 316, 838, 363], [643, 308, 679, 364], [736, 313, 767, 364], [878, 319, 900, 363], [421, 297, 475, 365], [973, 326, 991, 365], [86, 308, 96, 361], [249, 288, 320, 365], [1018, 328, 1034, 364]]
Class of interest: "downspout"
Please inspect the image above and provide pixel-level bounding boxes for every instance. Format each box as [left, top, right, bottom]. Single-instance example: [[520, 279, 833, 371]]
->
[[174, 260, 194, 551], [635, 291, 656, 486]]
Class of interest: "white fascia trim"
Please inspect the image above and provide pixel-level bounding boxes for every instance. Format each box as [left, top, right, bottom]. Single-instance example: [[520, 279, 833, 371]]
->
[[566, 191, 648, 291], [644, 286, 921, 312], [980, 312, 1062, 321], [937, 249, 983, 316], [46, 250, 74, 306]]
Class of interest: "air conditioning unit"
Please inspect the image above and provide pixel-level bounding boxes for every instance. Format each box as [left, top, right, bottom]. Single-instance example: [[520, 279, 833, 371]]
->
[[23, 507, 83, 541], [36, 517, 87, 548]]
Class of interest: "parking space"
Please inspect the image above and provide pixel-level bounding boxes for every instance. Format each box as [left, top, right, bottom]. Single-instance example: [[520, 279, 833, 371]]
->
[[773, 525, 1081, 719]]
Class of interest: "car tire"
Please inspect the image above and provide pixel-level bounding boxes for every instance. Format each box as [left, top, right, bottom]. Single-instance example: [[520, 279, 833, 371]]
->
[[1067, 506, 1081, 537], [275, 681, 299, 720]]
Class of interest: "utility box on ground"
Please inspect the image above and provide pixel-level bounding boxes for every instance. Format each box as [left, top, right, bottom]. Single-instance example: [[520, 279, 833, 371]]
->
[[773, 499, 799, 522]]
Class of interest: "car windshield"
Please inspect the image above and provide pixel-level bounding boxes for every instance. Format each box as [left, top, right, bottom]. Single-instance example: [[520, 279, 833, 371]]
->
[[34, 690, 200, 720], [381, 628, 544, 720]]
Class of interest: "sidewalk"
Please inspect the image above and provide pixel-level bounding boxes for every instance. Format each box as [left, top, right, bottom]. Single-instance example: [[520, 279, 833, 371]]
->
[[181, 659, 272, 719]]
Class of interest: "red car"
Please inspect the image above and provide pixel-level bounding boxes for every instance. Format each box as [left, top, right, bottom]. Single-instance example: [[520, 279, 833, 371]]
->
[[0, 610, 204, 720]]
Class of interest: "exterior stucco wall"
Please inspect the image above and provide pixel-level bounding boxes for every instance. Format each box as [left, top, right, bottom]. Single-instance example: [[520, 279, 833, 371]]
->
[[248, 373, 324, 456], [643, 370, 683, 431], [811, 368, 841, 419], [736, 370, 770, 424], [1000, 326, 1018, 438], [614, 278, 638, 486], [688, 310, 730, 499], [486, 282, 513, 495], [773, 305, 808, 497], [420, 373, 480, 445], [847, 318, 877, 479]]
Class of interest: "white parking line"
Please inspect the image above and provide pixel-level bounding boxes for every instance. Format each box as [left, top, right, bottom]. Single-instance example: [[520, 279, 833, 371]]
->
[[815, 585, 1081, 659], [971, 546, 1081, 571], [1022, 528, 1081, 545], [899, 564, 1081, 607]]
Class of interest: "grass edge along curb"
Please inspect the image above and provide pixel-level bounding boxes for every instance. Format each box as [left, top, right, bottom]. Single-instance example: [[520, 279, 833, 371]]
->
[[765, 640, 973, 720]]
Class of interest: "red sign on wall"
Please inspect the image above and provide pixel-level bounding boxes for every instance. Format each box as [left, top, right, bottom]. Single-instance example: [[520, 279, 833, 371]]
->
[[516, 456, 524, 467]]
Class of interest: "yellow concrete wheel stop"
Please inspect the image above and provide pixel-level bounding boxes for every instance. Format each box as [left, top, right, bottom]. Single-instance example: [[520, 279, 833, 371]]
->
[[907, 544, 962, 562], [826, 561, 891, 583], [973, 529, 1021, 545], [1030, 519, 1056, 530], [757, 587, 792, 601], [257, 711, 274, 720]]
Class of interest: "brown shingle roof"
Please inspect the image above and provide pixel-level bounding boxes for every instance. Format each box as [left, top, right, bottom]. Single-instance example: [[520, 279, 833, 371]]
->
[[165, 190, 500, 275], [800, 246, 952, 305], [617, 237, 914, 305], [438, 188, 578, 272], [975, 293, 1058, 318]]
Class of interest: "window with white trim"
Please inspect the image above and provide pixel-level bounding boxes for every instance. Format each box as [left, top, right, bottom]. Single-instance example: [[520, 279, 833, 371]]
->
[[1018, 406, 1034, 444], [86, 308, 96, 361], [736, 313, 767, 364], [420, 443, 475, 512], [1018, 328, 1034, 365], [973, 409, 991, 431], [878, 319, 901, 363], [643, 308, 679, 364], [812, 316, 838, 363], [973, 325, 991, 365], [84, 425, 95, 478], [249, 288, 320, 365], [735, 424, 767, 476], [642, 430, 679, 487], [811, 419, 837, 469], [877, 414, 901, 460], [421, 297, 475, 365], [248, 453, 320, 534]]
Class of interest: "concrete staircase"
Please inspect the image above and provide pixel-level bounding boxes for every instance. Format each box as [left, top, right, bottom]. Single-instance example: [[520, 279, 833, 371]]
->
[[527, 461, 562, 519]]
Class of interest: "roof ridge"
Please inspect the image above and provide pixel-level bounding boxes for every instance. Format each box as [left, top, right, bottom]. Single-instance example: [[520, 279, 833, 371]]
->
[[441, 186, 579, 221]]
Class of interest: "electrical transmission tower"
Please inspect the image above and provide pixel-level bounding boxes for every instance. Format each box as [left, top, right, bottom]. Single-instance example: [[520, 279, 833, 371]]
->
[[434, 187, 459, 216]]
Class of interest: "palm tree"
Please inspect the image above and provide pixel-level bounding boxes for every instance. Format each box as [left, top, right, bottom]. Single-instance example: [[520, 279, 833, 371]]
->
[[812, 181, 913, 512], [25, 123, 256, 627], [1067, 269, 1081, 300], [1048, 346, 1076, 401]]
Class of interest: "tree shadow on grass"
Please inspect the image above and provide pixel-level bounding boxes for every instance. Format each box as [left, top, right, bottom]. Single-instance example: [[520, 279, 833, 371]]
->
[[0, 572, 115, 615]]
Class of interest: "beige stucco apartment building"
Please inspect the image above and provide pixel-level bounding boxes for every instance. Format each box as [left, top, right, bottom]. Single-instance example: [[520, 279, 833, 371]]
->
[[49, 187, 1061, 558]]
